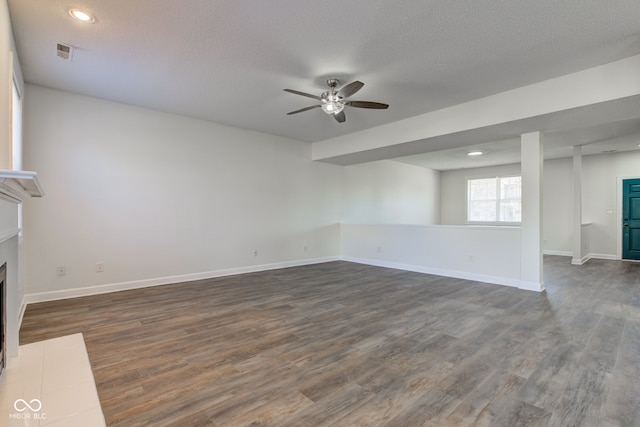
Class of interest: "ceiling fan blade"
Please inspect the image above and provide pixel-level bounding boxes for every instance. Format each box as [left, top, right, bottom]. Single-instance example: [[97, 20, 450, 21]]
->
[[345, 100, 389, 109], [283, 89, 322, 101], [333, 110, 346, 123], [338, 81, 364, 98], [287, 105, 321, 115]]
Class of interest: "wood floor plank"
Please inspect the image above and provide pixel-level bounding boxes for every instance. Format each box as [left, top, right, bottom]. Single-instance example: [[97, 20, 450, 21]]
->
[[492, 399, 551, 427], [517, 342, 581, 411], [602, 319, 640, 427], [547, 366, 611, 426], [19, 257, 640, 426], [338, 363, 452, 426], [278, 382, 375, 427], [444, 370, 526, 426], [580, 315, 625, 373]]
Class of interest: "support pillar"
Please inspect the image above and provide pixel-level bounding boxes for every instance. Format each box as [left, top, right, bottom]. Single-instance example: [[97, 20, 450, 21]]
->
[[520, 132, 544, 291], [572, 146, 583, 264]]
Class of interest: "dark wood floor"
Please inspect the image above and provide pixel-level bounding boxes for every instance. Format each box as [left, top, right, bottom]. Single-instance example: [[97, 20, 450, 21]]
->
[[20, 256, 640, 426]]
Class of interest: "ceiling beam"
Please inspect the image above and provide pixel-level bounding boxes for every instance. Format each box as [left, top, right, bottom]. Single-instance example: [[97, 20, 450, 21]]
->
[[312, 54, 640, 165]]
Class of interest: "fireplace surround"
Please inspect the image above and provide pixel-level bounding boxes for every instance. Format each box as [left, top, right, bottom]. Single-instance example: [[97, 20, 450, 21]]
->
[[0, 170, 42, 378]]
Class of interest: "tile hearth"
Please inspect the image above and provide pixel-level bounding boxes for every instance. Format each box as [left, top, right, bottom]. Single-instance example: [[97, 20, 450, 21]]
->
[[0, 333, 105, 426]]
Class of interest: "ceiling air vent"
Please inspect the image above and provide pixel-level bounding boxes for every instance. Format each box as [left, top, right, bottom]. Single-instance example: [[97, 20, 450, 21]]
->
[[56, 43, 74, 61]]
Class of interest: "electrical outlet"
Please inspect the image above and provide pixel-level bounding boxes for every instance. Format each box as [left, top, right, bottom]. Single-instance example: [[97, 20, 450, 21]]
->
[[56, 266, 66, 276], [96, 262, 104, 273]]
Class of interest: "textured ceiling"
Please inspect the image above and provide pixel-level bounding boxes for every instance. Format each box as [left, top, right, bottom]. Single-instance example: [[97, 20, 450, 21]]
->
[[394, 123, 640, 171], [8, 0, 640, 152]]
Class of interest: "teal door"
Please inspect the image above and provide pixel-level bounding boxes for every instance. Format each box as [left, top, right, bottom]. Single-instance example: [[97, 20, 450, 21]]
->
[[623, 179, 640, 260]]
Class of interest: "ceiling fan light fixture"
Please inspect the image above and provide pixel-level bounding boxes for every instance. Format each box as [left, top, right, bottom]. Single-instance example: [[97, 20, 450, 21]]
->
[[284, 79, 388, 123], [321, 100, 344, 115], [320, 91, 344, 115]]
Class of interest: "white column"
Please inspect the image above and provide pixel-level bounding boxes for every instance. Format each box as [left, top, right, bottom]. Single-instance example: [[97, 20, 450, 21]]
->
[[572, 146, 583, 265], [520, 132, 544, 291]]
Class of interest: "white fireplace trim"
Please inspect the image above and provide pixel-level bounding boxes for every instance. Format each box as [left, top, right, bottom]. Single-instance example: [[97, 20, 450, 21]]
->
[[0, 228, 18, 245], [0, 170, 43, 204]]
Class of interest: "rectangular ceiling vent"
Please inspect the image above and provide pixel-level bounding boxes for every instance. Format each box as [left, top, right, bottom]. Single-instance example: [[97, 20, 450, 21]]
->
[[56, 43, 74, 61]]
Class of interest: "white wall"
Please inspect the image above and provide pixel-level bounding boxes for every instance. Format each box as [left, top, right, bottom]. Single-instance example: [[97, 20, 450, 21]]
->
[[439, 150, 640, 259], [341, 224, 523, 289], [342, 160, 440, 224], [22, 85, 343, 298], [583, 151, 640, 257], [0, 0, 11, 170], [543, 158, 572, 254]]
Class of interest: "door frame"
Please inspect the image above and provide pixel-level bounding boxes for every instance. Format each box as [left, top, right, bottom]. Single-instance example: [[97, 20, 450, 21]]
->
[[617, 175, 640, 260]]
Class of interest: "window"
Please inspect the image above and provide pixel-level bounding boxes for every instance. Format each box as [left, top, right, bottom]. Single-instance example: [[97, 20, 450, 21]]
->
[[467, 176, 521, 223]]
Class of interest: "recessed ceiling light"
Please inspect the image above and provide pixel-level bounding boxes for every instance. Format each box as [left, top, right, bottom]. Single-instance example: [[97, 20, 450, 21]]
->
[[467, 151, 483, 156], [69, 9, 96, 23]]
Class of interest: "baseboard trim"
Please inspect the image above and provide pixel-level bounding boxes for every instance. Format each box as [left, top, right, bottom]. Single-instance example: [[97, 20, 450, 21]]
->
[[571, 255, 590, 265], [572, 253, 618, 265], [25, 256, 340, 304], [543, 250, 572, 257], [589, 253, 617, 261], [518, 280, 546, 292], [18, 295, 27, 327], [543, 251, 618, 262], [339, 256, 537, 291]]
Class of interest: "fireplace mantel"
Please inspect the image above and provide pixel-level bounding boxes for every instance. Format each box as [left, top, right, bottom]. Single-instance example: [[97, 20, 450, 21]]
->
[[0, 170, 43, 203]]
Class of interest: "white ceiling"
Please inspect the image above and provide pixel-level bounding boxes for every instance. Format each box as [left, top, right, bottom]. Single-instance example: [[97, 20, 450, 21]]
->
[[8, 0, 640, 167], [395, 119, 640, 171]]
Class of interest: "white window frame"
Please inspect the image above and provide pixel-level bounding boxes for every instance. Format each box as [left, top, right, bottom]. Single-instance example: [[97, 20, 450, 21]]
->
[[466, 175, 522, 225]]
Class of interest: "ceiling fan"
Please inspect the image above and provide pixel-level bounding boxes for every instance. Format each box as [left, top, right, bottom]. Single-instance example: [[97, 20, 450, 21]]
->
[[284, 79, 389, 123]]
